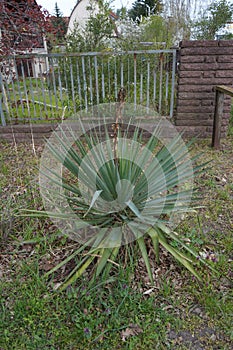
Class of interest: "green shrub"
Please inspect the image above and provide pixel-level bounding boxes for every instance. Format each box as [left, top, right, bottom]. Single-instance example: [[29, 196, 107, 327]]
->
[[26, 112, 216, 290]]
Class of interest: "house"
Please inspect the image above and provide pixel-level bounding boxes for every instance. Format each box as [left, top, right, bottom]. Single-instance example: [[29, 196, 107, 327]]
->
[[67, 0, 99, 34], [0, 0, 56, 78], [215, 21, 233, 40], [67, 0, 118, 36]]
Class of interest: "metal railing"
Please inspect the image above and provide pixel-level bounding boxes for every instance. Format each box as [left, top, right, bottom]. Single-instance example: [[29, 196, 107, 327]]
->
[[0, 49, 177, 126]]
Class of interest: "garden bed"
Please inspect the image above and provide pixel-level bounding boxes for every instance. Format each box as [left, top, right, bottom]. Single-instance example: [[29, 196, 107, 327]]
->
[[0, 132, 232, 349]]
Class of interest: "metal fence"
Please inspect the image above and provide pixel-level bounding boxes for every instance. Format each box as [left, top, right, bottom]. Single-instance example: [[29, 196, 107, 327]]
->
[[0, 49, 177, 126]]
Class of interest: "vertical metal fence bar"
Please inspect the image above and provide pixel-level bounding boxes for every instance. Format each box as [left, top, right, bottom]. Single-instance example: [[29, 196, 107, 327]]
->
[[81, 56, 88, 111], [45, 65, 54, 116], [165, 71, 169, 115], [75, 58, 82, 111], [2, 77, 11, 123], [34, 58, 43, 120], [16, 59, 25, 119], [114, 56, 118, 100], [20, 59, 31, 122], [108, 59, 111, 102], [62, 58, 71, 112], [27, 58, 38, 121], [10, 62, 20, 120], [14, 57, 24, 121], [170, 50, 176, 118], [153, 70, 157, 106], [38, 60, 48, 117], [127, 57, 130, 100], [134, 53, 137, 109], [140, 57, 143, 104], [0, 99, 6, 126], [0, 74, 6, 126], [4, 79, 12, 122], [69, 57, 76, 114], [88, 57, 93, 106], [50, 57, 59, 118], [146, 59, 150, 110], [57, 59, 64, 115], [158, 54, 163, 114], [101, 59, 105, 101], [94, 56, 99, 105], [120, 59, 124, 88]]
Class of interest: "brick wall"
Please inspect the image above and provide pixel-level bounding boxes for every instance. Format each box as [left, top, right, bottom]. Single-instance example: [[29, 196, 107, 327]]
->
[[175, 40, 233, 137]]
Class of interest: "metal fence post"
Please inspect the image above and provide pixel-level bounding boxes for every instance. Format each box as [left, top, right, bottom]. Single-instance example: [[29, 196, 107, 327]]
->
[[0, 73, 6, 126]]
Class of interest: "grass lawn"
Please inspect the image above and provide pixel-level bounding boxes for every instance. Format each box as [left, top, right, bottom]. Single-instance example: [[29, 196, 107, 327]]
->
[[0, 127, 232, 349], [2, 78, 70, 124]]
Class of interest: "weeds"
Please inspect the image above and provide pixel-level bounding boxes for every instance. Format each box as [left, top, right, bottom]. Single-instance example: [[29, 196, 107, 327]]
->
[[0, 135, 232, 349]]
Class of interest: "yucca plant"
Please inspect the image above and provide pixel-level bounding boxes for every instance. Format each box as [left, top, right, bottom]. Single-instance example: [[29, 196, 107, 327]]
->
[[28, 108, 216, 290]]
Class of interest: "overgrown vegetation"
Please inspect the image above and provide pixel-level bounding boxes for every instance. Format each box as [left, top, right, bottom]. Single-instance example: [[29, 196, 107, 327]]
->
[[0, 1, 233, 347], [192, 0, 233, 39], [29, 115, 215, 290], [0, 126, 232, 348]]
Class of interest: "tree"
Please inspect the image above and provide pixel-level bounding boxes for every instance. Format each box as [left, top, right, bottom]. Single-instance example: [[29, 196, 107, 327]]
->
[[66, 1, 116, 52], [161, 0, 201, 43], [51, 2, 67, 42], [192, 0, 233, 39], [116, 6, 127, 18], [140, 15, 170, 46], [128, 0, 163, 22], [162, 0, 199, 19], [0, 0, 55, 56], [54, 1, 62, 16]]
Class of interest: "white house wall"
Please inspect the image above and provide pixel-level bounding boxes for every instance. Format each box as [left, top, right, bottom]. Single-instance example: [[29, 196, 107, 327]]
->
[[67, 0, 99, 34]]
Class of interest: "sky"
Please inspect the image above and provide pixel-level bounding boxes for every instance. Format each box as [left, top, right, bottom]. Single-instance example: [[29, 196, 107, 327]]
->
[[37, 0, 133, 16], [37, 0, 233, 18]]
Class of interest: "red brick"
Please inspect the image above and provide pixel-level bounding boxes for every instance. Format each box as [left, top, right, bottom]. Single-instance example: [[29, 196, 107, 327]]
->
[[181, 47, 233, 56], [178, 85, 214, 92], [176, 106, 214, 113], [179, 56, 205, 63], [201, 100, 214, 106], [203, 71, 216, 78], [218, 40, 233, 47], [175, 112, 213, 120], [215, 71, 233, 78], [215, 63, 233, 70], [178, 92, 215, 99], [176, 119, 213, 127], [176, 126, 211, 138], [176, 99, 202, 106], [179, 71, 202, 78], [204, 56, 217, 63], [218, 55, 233, 63], [221, 118, 231, 126], [179, 63, 219, 70], [176, 119, 213, 126], [179, 77, 233, 85], [180, 40, 218, 48]]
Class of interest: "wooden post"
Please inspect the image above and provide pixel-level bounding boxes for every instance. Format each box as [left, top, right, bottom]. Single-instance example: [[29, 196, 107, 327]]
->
[[212, 85, 233, 149], [212, 90, 224, 149]]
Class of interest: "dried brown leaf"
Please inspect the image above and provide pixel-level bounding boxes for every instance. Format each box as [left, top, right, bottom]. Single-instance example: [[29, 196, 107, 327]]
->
[[121, 324, 143, 341]]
